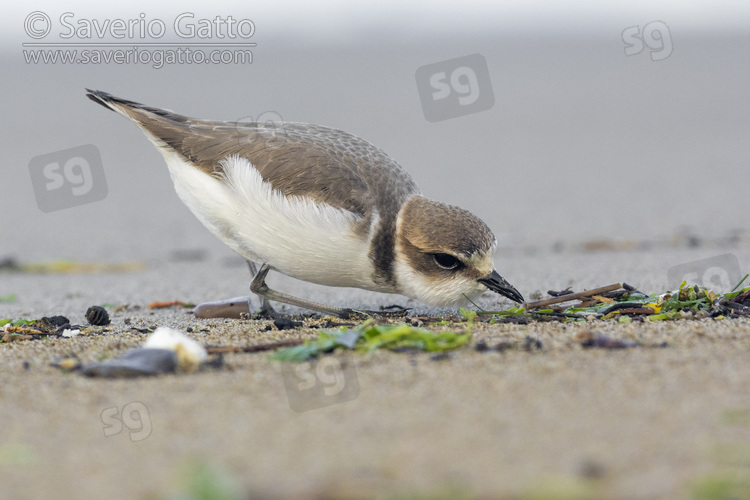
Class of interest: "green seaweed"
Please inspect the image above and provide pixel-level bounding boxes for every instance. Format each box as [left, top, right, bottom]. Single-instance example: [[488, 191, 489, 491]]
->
[[270, 319, 473, 362]]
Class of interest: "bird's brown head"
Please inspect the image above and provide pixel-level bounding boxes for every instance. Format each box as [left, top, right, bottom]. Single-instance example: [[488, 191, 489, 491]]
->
[[394, 195, 523, 307]]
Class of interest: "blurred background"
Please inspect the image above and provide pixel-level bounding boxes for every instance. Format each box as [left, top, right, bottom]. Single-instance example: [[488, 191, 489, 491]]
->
[[1, 0, 749, 309]]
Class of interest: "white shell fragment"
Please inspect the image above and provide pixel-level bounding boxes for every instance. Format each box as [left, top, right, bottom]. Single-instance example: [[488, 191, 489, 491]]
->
[[143, 327, 207, 371]]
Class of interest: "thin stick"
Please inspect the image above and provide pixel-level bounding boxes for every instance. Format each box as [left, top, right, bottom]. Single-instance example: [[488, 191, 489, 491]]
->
[[524, 283, 623, 310], [204, 339, 303, 354]]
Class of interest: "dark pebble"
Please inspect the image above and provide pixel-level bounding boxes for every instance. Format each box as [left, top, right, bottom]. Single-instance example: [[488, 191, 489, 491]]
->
[[474, 340, 489, 352]]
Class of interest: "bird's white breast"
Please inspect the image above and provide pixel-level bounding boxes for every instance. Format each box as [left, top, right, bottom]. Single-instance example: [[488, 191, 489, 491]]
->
[[162, 152, 376, 288]]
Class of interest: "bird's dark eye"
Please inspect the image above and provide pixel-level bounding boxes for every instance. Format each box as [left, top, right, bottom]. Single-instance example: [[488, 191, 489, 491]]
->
[[432, 253, 461, 270]]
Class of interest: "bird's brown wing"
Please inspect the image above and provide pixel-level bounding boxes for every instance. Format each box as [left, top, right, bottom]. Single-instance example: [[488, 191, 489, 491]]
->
[[86, 89, 419, 286]]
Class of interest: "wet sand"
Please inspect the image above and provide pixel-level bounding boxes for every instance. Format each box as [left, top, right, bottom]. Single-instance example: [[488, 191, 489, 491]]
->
[[2, 247, 750, 499]]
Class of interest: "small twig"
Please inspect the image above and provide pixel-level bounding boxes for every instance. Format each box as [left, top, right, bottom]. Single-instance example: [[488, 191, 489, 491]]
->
[[524, 283, 623, 310], [600, 301, 653, 315], [530, 311, 585, 320], [204, 339, 303, 354]]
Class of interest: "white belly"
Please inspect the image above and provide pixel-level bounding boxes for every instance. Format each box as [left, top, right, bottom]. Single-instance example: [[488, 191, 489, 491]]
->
[[162, 152, 376, 289]]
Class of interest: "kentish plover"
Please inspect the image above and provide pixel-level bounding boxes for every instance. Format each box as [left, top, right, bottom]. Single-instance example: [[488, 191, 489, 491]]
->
[[86, 90, 522, 317]]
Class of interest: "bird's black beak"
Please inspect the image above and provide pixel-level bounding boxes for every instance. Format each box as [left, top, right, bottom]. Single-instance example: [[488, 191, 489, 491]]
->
[[477, 270, 524, 304]]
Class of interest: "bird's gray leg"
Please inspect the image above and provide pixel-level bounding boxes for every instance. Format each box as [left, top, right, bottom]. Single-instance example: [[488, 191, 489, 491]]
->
[[250, 264, 368, 319], [193, 260, 274, 319], [193, 260, 405, 319], [246, 260, 276, 316]]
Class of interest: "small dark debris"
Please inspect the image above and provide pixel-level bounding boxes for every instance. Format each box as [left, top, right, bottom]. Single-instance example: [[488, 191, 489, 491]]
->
[[0, 257, 20, 271], [474, 340, 489, 352], [41, 315, 70, 329], [318, 319, 355, 329], [726, 302, 750, 315], [579, 460, 606, 479], [390, 347, 423, 354], [408, 316, 448, 325], [524, 337, 543, 351], [494, 316, 531, 324], [169, 248, 208, 262], [380, 304, 409, 311], [618, 307, 655, 315], [548, 288, 573, 297], [430, 352, 452, 361], [623, 283, 636, 291], [273, 318, 303, 330], [601, 302, 650, 316], [86, 306, 110, 326], [532, 311, 584, 321], [201, 353, 225, 370], [581, 333, 637, 349], [22, 360, 30, 371], [186, 327, 193, 332], [494, 342, 515, 353], [732, 290, 750, 306], [262, 324, 273, 332]]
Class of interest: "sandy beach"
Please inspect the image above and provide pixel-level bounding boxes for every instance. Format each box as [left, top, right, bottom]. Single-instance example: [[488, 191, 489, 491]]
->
[[2, 13, 750, 499], [2, 246, 750, 499]]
